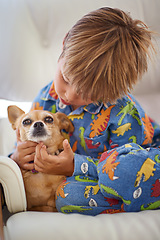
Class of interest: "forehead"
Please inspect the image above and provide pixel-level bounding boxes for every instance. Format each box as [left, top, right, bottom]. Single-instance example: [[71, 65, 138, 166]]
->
[[59, 58, 70, 79]]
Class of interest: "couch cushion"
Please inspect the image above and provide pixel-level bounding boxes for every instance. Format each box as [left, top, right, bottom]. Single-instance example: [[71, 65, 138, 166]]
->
[[4, 210, 160, 240]]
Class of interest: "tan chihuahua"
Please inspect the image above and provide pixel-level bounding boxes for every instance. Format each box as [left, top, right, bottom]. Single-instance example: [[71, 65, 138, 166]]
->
[[7, 105, 74, 212]]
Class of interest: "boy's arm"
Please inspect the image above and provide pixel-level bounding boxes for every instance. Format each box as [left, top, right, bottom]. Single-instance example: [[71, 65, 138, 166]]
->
[[108, 95, 156, 148]]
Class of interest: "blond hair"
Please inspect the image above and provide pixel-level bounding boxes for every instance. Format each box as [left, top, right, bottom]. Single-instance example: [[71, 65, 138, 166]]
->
[[61, 7, 155, 103]]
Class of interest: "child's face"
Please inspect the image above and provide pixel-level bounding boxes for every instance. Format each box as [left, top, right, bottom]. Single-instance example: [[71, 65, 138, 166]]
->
[[54, 58, 93, 109]]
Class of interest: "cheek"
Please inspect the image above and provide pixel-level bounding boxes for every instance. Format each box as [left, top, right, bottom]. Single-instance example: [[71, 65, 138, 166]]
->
[[54, 73, 64, 94], [49, 126, 63, 140], [19, 128, 28, 141]]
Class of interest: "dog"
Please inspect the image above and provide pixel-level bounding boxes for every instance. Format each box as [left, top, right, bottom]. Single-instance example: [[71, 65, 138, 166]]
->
[[7, 105, 74, 212]]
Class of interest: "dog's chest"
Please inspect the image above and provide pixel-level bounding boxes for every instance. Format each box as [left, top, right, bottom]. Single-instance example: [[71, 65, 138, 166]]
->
[[22, 170, 65, 196]]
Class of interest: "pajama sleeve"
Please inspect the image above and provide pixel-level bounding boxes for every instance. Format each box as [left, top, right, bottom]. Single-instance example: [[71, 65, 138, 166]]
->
[[107, 94, 156, 148], [73, 153, 99, 179]]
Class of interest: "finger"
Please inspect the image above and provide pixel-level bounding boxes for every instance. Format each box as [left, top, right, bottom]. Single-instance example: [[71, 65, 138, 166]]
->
[[17, 142, 37, 159], [17, 154, 35, 170], [23, 162, 35, 171], [34, 164, 43, 173], [34, 157, 45, 172], [34, 143, 45, 169], [40, 145, 48, 160], [24, 153, 35, 163], [17, 140, 37, 150], [22, 146, 37, 156], [24, 141, 38, 147], [63, 139, 72, 153], [35, 143, 43, 160]]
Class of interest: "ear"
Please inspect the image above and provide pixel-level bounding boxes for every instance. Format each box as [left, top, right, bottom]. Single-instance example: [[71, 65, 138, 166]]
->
[[55, 112, 74, 132], [7, 105, 25, 130]]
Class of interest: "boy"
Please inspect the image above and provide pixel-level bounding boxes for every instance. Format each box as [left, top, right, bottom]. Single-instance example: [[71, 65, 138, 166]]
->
[[11, 7, 160, 215]]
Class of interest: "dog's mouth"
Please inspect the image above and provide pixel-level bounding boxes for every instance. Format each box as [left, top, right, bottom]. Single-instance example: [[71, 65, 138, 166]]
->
[[28, 128, 50, 143], [33, 128, 47, 137]]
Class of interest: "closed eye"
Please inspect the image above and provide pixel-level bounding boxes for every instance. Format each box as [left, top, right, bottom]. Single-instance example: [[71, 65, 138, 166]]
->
[[44, 116, 53, 123], [22, 118, 32, 126]]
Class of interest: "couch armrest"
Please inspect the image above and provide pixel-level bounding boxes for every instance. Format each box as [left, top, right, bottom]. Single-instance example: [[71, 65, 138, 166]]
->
[[0, 186, 4, 240], [0, 156, 26, 213]]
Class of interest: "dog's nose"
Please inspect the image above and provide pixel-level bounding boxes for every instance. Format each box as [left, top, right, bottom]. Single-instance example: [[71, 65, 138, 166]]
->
[[34, 121, 44, 129]]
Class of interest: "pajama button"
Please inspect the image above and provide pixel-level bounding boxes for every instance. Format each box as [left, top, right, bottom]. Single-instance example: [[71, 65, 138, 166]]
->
[[133, 187, 142, 199], [81, 162, 88, 174], [89, 198, 98, 207]]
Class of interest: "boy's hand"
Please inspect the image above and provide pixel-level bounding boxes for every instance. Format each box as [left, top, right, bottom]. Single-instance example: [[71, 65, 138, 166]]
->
[[10, 129, 37, 170], [34, 139, 74, 176]]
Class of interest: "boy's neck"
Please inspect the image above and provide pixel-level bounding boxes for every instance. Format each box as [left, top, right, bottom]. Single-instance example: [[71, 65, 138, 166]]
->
[[72, 105, 79, 110]]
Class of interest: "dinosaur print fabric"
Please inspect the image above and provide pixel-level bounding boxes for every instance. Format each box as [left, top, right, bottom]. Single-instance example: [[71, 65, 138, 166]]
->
[[31, 81, 160, 215]]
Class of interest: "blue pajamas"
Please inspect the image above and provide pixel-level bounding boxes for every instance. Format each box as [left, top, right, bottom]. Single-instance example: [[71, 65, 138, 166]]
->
[[31, 81, 160, 215], [56, 144, 160, 215]]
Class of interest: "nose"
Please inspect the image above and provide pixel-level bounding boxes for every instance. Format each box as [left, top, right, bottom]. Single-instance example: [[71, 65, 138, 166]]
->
[[34, 121, 44, 129]]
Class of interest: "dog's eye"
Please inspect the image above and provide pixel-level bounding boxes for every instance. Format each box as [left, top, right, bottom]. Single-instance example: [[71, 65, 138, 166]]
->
[[44, 116, 53, 123], [22, 119, 32, 126]]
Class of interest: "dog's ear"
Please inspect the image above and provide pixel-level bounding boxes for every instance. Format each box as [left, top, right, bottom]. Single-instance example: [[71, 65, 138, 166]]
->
[[55, 112, 74, 132], [7, 105, 25, 130]]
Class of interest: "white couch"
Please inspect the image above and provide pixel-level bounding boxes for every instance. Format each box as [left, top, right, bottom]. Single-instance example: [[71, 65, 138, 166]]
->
[[0, 0, 160, 240]]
